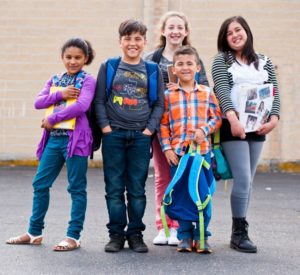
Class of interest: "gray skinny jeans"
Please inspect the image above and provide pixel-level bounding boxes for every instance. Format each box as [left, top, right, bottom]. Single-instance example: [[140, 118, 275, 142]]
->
[[222, 140, 264, 218]]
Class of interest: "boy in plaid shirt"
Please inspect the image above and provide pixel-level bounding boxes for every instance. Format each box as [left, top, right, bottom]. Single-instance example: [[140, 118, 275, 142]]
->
[[160, 46, 221, 253]]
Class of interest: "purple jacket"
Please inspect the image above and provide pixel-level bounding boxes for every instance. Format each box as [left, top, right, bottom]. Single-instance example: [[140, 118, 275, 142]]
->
[[35, 73, 96, 159]]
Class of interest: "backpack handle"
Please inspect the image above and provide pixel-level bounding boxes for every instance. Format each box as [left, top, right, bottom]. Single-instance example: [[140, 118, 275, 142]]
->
[[188, 142, 201, 155]]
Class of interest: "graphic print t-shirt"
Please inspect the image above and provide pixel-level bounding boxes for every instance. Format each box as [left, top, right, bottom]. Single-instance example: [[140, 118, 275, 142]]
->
[[50, 73, 76, 136], [106, 60, 151, 130]]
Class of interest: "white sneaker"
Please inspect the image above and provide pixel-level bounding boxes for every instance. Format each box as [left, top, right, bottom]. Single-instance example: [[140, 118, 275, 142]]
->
[[153, 229, 168, 245], [168, 228, 179, 246]]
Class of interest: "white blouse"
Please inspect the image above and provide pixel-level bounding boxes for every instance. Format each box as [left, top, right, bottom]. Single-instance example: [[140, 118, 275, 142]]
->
[[228, 57, 268, 112]]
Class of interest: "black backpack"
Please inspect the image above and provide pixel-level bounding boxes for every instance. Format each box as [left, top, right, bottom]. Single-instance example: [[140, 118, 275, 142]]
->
[[74, 72, 101, 160], [86, 105, 102, 159]]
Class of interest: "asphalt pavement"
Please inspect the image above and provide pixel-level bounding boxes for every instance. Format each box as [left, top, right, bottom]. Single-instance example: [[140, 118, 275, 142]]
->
[[0, 166, 299, 275]]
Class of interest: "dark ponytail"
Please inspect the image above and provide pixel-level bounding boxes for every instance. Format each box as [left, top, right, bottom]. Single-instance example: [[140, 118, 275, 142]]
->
[[61, 37, 95, 65]]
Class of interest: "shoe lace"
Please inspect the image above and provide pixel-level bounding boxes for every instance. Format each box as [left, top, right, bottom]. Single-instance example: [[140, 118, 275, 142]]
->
[[110, 235, 124, 244], [158, 229, 166, 237], [129, 234, 144, 245], [169, 228, 177, 237]]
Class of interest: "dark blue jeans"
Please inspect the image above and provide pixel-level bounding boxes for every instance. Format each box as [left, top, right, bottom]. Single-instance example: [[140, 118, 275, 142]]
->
[[102, 129, 151, 237], [29, 136, 88, 240]]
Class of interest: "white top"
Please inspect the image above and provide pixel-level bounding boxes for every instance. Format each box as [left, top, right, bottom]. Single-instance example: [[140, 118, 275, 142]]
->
[[228, 57, 268, 112]]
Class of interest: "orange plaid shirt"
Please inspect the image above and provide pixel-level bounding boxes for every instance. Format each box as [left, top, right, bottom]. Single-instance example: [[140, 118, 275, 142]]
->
[[160, 84, 222, 156]]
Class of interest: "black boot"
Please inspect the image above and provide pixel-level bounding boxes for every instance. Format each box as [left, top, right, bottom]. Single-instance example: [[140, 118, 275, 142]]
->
[[127, 234, 148, 253], [230, 217, 257, 253], [104, 234, 125, 252]]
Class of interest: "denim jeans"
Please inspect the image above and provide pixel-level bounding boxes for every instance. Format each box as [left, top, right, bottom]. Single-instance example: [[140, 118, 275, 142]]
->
[[170, 152, 212, 241], [28, 136, 88, 240], [102, 129, 151, 237]]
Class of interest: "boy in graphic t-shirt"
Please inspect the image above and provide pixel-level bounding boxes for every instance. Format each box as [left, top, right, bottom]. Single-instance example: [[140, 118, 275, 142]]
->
[[93, 19, 164, 253]]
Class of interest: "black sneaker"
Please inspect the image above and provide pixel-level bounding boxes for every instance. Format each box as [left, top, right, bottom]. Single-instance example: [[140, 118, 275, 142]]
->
[[104, 234, 125, 253], [127, 234, 148, 253]]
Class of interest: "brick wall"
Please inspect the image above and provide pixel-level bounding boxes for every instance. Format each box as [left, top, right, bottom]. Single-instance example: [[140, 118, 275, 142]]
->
[[1, 0, 299, 166]]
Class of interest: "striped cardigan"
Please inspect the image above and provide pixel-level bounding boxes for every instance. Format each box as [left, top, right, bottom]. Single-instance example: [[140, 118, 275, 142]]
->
[[211, 51, 280, 117]]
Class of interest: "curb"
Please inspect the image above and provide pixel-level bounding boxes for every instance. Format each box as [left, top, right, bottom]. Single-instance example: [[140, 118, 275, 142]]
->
[[257, 162, 300, 173], [1, 160, 300, 173], [0, 159, 102, 168]]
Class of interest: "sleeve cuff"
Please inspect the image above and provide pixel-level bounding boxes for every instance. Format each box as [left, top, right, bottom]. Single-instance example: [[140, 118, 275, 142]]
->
[[200, 126, 209, 136], [162, 144, 172, 152], [47, 116, 56, 126], [146, 125, 155, 134]]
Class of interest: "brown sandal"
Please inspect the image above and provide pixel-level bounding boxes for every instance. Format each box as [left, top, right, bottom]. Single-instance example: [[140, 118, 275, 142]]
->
[[53, 237, 80, 252], [6, 232, 43, 245]]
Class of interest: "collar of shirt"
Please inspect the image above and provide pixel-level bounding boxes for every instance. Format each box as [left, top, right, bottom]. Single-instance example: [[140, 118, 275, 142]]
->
[[170, 82, 203, 94]]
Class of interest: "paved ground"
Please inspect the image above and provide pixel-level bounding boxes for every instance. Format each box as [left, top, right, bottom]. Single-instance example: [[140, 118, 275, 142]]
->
[[0, 166, 299, 275]]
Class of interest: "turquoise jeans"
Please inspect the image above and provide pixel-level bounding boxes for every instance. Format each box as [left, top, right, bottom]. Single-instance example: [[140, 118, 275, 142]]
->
[[28, 136, 88, 240]]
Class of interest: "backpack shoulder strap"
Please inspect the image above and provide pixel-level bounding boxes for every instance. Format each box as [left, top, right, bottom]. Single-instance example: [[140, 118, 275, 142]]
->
[[161, 153, 190, 238], [144, 60, 159, 106], [188, 154, 211, 205], [188, 153, 211, 250], [163, 153, 190, 196], [105, 57, 121, 97], [212, 129, 221, 149], [195, 72, 200, 83], [145, 60, 158, 74], [151, 47, 164, 63]]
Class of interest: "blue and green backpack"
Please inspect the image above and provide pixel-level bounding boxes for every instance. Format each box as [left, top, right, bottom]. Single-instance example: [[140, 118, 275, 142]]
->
[[161, 145, 216, 250]]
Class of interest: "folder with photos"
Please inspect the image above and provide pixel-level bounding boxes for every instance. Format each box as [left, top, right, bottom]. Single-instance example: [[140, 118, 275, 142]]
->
[[238, 83, 274, 133]]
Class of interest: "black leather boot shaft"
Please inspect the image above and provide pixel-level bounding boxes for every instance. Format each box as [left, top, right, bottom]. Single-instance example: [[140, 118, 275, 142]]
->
[[230, 217, 257, 253]]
